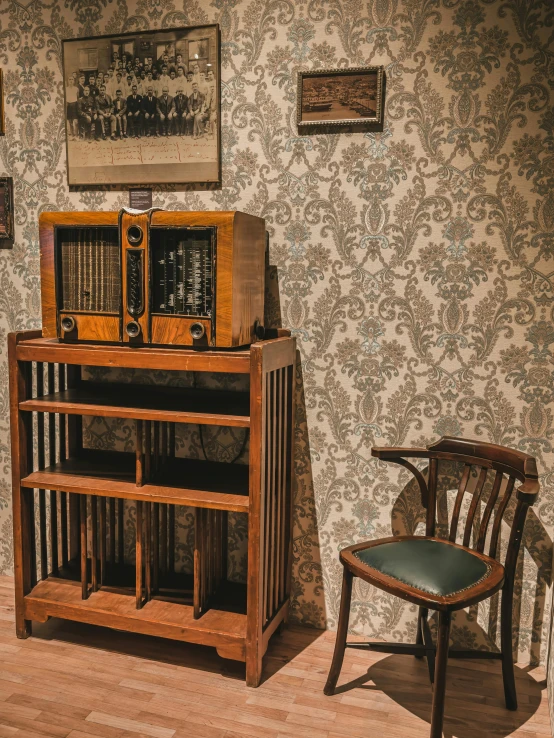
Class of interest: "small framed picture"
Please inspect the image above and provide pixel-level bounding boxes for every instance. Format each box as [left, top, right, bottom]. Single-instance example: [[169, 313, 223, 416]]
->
[[0, 177, 14, 246], [297, 66, 385, 132], [0, 70, 5, 135]]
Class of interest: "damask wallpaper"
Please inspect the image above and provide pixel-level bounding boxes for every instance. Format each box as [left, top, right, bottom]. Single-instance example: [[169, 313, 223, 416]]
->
[[0, 0, 552, 687]]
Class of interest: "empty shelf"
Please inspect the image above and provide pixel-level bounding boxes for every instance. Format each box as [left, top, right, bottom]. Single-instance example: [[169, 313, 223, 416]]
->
[[21, 449, 250, 512], [20, 381, 250, 427]]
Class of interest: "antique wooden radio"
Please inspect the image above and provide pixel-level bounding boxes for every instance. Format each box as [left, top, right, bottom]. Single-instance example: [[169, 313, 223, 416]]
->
[[39, 209, 266, 347]]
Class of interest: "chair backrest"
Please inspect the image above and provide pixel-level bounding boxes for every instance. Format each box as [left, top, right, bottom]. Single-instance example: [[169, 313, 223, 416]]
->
[[372, 436, 539, 582]]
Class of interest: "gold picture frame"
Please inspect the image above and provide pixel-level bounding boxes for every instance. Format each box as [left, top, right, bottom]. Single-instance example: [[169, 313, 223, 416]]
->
[[297, 66, 385, 133]]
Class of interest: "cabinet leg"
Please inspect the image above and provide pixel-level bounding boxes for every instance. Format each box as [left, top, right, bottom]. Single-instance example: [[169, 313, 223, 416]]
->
[[16, 617, 32, 639], [245, 648, 263, 688]]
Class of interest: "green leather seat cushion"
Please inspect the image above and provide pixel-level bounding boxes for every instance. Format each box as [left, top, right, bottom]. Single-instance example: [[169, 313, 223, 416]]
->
[[354, 539, 491, 597]]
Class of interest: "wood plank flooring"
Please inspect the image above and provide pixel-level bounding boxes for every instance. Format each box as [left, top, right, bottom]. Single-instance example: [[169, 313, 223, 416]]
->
[[0, 576, 548, 738]]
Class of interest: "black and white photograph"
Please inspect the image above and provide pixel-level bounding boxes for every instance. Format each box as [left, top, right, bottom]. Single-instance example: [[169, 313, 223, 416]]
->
[[297, 67, 384, 132], [62, 24, 220, 186]]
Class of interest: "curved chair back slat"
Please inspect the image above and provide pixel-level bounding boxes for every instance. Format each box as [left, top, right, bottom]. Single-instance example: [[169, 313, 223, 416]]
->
[[448, 463, 471, 543], [488, 476, 516, 560], [372, 436, 539, 575], [462, 465, 489, 548], [475, 470, 503, 553]]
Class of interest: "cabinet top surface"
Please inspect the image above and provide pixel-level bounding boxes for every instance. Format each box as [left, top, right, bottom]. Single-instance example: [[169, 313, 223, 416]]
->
[[12, 334, 294, 373], [38, 210, 265, 225]]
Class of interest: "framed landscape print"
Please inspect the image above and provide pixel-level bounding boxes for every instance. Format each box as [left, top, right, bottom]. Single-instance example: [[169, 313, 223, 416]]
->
[[62, 24, 220, 186], [297, 67, 385, 132]]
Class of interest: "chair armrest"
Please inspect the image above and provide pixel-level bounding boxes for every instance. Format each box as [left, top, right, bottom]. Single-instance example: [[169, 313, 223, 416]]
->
[[371, 447, 430, 509], [371, 447, 430, 460]]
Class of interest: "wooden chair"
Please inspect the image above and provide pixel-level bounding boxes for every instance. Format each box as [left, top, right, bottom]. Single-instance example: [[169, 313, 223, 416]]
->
[[323, 437, 540, 738]]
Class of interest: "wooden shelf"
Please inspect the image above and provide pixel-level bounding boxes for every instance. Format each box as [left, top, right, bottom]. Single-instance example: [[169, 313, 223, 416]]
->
[[21, 449, 250, 512], [10, 330, 296, 687], [16, 337, 252, 373], [52, 558, 247, 612], [20, 381, 250, 427], [51, 558, 193, 603], [24, 578, 247, 659]]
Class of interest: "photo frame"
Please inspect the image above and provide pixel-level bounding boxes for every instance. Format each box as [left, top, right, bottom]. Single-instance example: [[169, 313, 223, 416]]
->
[[297, 66, 385, 133], [62, 24, 220, 186], [0, 70, 5, 135], [0, 177, 14, 247]]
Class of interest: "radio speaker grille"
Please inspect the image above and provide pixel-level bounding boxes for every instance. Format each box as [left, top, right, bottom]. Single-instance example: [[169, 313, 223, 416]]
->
[[60, 227, 120, 313]]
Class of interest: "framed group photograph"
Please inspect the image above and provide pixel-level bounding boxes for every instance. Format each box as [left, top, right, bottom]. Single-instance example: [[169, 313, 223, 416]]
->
[[0, 177, 14, 246], [297, 66, 385, 133], [62, 24, 220, 186]]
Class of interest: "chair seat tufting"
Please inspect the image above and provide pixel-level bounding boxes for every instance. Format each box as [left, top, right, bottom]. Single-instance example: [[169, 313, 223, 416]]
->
[[350, 538, 498, 598]]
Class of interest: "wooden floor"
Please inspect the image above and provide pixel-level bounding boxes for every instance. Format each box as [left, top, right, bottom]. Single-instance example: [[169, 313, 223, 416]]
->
[[0, 576, 549, 738]]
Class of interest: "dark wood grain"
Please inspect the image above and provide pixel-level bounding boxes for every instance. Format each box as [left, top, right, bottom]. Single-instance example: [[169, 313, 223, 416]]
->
[[449, 463, 471, 542], [36, 362, 47, 581], [91, 496, 98, 592], [47, 364, 58, 577], [136, 500, 143, 609], [117, 498, 124, 564], [136, 419, 143, 487], [323, 568, 353, 696], [430, 611, 451, 738], [463, 465, 488, 547], [79, 495, 87, 600], [9, 330, 42, 637]]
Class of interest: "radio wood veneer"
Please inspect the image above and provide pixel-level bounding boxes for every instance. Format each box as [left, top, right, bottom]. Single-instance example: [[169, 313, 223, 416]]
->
[[9, 331, 295, 686], [39, 210, 266, 348]]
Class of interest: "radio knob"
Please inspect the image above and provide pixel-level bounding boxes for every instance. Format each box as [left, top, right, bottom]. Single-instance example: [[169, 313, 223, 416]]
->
[[61, 316, 76, 333], [125, 320, 141, 338], [190, 322, 205, 340]]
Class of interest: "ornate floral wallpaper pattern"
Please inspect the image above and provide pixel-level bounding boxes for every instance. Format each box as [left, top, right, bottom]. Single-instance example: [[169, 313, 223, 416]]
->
[[0, 0, 552, 685]]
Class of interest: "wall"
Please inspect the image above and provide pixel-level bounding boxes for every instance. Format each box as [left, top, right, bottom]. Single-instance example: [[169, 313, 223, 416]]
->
[[0, 0, 552, 674]]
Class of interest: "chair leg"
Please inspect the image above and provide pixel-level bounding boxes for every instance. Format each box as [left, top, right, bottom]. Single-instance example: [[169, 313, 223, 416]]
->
[[415, 606, 427, 659], [430, 610, 451, 738], [501, 582, 518, 710], [324, 568, 353, 696]]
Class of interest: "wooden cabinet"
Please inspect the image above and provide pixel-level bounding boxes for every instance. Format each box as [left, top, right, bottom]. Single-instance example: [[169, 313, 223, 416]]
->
[[9, 331, 295, 687]]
